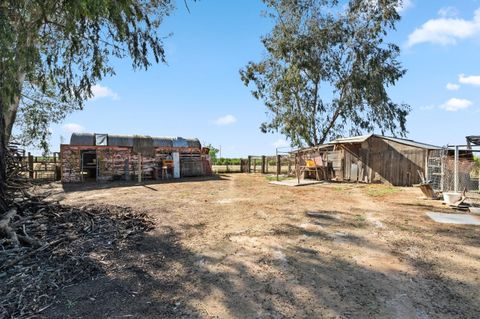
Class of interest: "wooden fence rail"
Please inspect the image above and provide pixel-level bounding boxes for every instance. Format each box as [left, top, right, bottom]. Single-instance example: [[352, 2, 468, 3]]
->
[[215, 155, 293, 175], [18, 152, 61, 181]]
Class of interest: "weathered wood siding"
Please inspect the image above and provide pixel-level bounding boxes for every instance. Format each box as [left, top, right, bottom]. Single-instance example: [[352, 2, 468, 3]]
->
[[60, 145, 210, 182], [363, 136, 427, 186]]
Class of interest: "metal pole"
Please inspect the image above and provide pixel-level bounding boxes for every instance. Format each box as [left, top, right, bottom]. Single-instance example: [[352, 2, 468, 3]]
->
[[454, 145, 459, 192], [440, 150, 445, 192]]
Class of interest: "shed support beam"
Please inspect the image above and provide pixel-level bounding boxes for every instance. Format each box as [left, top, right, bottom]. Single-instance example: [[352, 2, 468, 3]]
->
[[454, 145, 459, 192]]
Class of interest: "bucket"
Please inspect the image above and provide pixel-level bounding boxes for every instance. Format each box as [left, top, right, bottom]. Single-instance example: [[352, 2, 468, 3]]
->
[[443, 192, 462, 205]]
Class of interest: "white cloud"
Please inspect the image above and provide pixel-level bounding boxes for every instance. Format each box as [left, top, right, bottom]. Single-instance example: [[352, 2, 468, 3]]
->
[[396, 0, 413, 13], [90, 84, 119, 100], [407, 8, 480, 47], [446, 83, 460, 91], [439, 98, 472, 111], [459, 74, 480, 86], [438, 6, 459, 18], [214, 114, 237, 126], [63, 123, 86, 133], [273, 139, 290, 148]]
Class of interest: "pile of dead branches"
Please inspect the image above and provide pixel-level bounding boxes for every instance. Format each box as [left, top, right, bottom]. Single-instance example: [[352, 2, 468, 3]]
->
[[0, 145, 154, 318], [0, 199, 154, 317]]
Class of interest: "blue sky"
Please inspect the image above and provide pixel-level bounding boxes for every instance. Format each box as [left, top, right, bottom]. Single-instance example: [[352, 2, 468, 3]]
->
[[46, 0, 480, 157]]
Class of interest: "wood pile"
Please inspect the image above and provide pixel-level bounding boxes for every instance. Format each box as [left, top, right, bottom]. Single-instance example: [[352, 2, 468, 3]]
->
[[1, 146, 154, 318], [0, 199, 154, 318]]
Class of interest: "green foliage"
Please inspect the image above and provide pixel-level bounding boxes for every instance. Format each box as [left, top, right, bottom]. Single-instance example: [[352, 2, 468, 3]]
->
[[214, 158, 242, 165], [240, 0, 410, 147], [366, 186, 399, 197], [0, 0, 173, 152], [205, 144, 220, 163], [473, 155, 480, 177]]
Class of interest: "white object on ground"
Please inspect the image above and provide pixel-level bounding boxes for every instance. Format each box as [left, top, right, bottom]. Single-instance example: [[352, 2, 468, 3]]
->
[[442, 192, 462, 205], [426, 212, 480, 225], [269, 179, 322, 187]]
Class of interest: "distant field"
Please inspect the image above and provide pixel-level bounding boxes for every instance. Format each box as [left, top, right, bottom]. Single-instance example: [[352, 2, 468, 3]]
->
[[212, 165, 291, 174]]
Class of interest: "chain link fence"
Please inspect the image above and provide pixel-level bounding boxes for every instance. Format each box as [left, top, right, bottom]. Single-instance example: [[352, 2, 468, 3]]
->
[[427, 147, 480, 193]]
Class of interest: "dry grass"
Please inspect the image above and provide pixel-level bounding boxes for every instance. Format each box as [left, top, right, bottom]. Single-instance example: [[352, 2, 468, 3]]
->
[[34, 174, 480, 318]]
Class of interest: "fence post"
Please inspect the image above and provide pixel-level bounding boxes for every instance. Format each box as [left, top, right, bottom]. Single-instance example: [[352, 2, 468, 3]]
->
[[138, 153, 142, 183], [253, 158, 257, 173], [261, 156, 266, 174], [28, 152, 34, 179], [276, 155, 281, 176], [247, 156, 252, 173]]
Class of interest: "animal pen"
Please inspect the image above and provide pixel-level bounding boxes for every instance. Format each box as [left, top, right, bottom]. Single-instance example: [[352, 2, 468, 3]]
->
[[60, 133, 212, 183], [291, 134, 444, 186], [7, 144, 61, 181], [427, 136, 480, 194]]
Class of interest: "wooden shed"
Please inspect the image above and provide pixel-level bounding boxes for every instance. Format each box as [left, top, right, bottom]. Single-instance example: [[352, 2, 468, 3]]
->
[[60, 133, 212, 183], [293, 134, 441, 186]]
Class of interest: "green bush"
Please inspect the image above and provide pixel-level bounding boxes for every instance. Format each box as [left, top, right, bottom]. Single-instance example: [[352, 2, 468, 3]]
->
[[213, 158, 242, 165]]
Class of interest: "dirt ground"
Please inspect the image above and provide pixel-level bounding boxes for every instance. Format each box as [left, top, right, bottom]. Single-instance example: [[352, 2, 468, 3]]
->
[[44, 174, 479, 318]]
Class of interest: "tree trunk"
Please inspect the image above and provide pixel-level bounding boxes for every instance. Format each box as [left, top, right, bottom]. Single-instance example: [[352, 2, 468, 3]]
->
[[0, 99, 8, 213], [3, 72, 25, 142]]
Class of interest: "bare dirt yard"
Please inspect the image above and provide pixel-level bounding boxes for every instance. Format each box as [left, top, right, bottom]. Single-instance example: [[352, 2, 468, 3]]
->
[[43, 174, 479, 318]]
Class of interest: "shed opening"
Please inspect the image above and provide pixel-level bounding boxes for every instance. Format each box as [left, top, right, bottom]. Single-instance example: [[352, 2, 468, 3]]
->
[[81, 150, 97, 181]]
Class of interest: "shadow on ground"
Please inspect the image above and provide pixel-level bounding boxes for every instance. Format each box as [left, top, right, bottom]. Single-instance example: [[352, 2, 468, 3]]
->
[[45, 221, 480, 319], [60, 175, 229, 193]]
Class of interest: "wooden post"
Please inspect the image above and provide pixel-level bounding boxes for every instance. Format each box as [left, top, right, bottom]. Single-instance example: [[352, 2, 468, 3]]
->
[[276, 155, 281, 176], [125, 159, 130, 181], [247, 156, 252, 173], [261, 156, 266, 174], [28, 152, 34, 179], [138, 153, 142, 183]]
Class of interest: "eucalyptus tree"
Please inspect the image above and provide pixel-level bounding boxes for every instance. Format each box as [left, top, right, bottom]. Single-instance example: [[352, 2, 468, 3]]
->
[[240, 0, 410, 148], [0, 0, 173, 211]]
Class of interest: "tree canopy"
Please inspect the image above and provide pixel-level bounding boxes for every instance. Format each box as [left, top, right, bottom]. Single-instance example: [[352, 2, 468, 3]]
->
[[240, 0, 410, 148], [0, 0, 173, 151], [0, 0, 174, 211]]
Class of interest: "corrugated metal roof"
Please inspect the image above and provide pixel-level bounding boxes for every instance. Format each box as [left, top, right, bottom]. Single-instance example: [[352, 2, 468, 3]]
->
[[467, 135, 480, 146], [290, 144, 334, 154], [379, 135, 441, 150], [70, 133, 201, 149], [330, 134, 374, 144], [331, 134, 440, 150]]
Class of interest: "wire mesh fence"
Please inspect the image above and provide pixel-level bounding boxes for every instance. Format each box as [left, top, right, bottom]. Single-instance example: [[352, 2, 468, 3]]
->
[[427, 147, 479, 193]]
